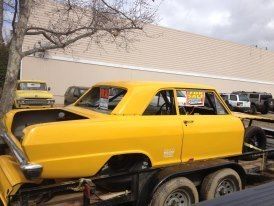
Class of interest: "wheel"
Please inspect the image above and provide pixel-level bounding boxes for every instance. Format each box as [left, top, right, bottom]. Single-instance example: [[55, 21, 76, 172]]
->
[[243, 126, 266, 160], [250, 104, 257, 114], [200, 168, 242, 200], [260, 104, 269, 114], [94, 156, 150, 191], [150, 177, 198, 206]]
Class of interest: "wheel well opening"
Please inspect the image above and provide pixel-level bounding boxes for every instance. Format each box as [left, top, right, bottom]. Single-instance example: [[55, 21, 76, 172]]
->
[[98, 153, 152, 175]]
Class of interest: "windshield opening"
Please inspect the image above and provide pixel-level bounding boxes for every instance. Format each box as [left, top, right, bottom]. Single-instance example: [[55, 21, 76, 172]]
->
[[76, 86, 127, 114], [17, 82, 47, 91], [239, 94, 249, 102], [79, 88, 88, 95]]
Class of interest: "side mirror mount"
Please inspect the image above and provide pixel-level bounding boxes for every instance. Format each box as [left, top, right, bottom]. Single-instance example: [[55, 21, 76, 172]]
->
[[48, 87, 51, 91]]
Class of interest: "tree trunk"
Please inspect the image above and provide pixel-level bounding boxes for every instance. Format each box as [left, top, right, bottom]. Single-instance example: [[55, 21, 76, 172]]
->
[[0, 0, 4, 46], [0, 0, 34, 119], [0, 41, 21, 117], [0, 0, 4, 45]]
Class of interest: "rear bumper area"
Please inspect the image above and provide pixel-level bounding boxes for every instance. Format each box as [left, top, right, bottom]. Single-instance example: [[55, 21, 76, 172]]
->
[[0, 155, 29, 205], [0, 132, 42, 179]]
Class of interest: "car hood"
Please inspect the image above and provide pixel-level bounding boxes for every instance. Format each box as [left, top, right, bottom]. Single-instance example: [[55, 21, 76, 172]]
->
[[15, 90, 54, 99]]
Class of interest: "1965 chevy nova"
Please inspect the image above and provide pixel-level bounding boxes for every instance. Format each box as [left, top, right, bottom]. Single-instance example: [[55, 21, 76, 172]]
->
[[0, 81, 266, 205]]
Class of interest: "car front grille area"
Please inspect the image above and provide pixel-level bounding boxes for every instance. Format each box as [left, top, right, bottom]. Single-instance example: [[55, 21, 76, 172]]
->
[[18, 98, 52, 106]]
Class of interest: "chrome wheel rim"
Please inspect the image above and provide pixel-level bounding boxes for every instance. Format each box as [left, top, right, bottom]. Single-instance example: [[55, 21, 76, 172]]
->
[[215, 179, 236, 197], [164, 189, 192, 206]]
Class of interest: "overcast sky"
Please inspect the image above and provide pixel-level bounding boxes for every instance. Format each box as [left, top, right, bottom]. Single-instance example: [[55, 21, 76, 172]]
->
[[158, 0, 274, 51]]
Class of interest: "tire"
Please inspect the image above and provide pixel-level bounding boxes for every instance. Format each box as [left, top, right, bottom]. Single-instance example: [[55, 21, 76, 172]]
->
[[250, 104, 257, 114], [260, 104, 269, 114], [200, 168, 242, 200], [94, 157, 150, 191], [150, 177, 198, 206], [242, 126, 266, 161]]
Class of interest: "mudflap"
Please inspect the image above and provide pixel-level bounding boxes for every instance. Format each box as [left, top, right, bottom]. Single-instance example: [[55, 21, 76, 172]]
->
[[0, 155, 30, 206]]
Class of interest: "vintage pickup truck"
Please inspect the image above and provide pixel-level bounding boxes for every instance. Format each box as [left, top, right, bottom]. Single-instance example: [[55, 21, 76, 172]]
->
[[0, 81, 267, 205], [13, 80, 55, 108]]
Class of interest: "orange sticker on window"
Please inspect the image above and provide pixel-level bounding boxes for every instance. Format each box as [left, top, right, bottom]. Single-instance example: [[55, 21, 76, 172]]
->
[[100, 88, 109, 99], [186, 91, 205, 106]]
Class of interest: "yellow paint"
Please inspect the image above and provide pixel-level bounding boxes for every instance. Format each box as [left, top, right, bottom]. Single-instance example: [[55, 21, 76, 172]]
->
[[0, 156, 33, 205], [0, 81, 245, 205]]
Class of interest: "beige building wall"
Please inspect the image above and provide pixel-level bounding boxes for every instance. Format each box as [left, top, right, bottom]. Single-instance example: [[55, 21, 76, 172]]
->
[[22, 56, 274, 104], [21, 1, 274, 104]]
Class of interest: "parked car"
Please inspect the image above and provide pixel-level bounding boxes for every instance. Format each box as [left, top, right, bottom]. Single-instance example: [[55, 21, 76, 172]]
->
[[269, 98, 274, 112], [232, 91, 274, 114], [13, 80, 55, 108], [0, 81, 267, 206], [64, 86, 89, 105], [220, 93, 251, 113]]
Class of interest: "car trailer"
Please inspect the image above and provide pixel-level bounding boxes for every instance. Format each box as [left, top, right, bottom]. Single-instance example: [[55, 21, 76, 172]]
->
[[9, 149, 274, 206], [7, 118, 274, 206]]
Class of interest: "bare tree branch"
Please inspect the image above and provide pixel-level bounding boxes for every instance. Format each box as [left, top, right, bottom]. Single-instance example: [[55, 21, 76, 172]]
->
[[22, 0, 157, 56], [23, 29, 97, 56]]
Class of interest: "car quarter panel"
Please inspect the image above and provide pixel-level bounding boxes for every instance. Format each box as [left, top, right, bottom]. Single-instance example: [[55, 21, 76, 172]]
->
[[22, 116, 183, 178]]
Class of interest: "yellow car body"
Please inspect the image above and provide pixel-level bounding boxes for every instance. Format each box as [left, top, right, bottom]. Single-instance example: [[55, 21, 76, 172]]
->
[[14, 80, 55, 108], [0, 81, 245, 205]]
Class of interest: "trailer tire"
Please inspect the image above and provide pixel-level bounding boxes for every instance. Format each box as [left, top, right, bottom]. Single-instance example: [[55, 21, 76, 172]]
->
[[260, 103, 269, 114], [200, 168, 242, 200], [243, 126, 266, 161], [150, 177, 198, 206]]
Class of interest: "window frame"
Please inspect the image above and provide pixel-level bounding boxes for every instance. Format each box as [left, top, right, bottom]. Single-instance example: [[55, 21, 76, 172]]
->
[[174, 88, 230, 116], [142, 88, 178, 116], [229, 94, 237, 101], [75, 85, 128, 114]]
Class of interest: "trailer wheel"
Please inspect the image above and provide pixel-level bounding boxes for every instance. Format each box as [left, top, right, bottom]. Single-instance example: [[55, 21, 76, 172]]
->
[[150, 177, 198, 206], [243, 126, 266, 160], [200, 168, 242, 200], [260, 103, 269, 114]]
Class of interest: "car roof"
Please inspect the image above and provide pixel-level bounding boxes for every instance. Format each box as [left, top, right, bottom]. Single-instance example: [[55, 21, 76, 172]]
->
[[94, 81, 215, 90], [233, 91, 272, 95]]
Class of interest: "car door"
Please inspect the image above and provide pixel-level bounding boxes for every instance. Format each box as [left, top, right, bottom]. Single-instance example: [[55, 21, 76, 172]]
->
[[175, 89, 244, 162], [141, 89, 183, 166]]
